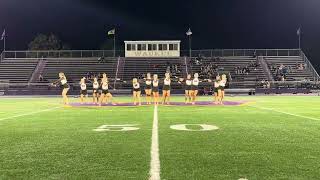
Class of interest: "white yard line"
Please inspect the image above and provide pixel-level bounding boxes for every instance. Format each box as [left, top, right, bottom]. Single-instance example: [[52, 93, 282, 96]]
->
[[249, 105, 320, 121], [149, 105, 161, 180], [0, 106, 61, 121]]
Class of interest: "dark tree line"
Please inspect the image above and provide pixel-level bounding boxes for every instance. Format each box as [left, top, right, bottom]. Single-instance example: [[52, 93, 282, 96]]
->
[[28, 34, 70, 50], [28, 33, 115, 51]]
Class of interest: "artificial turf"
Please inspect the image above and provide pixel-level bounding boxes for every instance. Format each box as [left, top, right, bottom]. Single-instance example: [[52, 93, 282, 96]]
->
[[0, 96, 320, 179]]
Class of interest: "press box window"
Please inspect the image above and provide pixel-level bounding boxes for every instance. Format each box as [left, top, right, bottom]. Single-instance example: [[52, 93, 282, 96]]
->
[[169, 44, 178, 51], [132, 44, 136, 51], [148, 44, 157, 51], [137, 44, 146, 51], [127, 44, 136, 51], [163, 44, 168, 50], [159, 44, 168, 51], [142, 44, 146, 50]]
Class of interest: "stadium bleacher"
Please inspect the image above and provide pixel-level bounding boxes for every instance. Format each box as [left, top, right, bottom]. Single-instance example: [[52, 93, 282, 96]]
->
[[189, 56, 267, 88], [191, 57, 265, 78], [122, 58, 184, 80], [41, 57, 118, 83], [0, 49, 318, 94], [265, 56, 314, 81], [0, 59, 39, 83]]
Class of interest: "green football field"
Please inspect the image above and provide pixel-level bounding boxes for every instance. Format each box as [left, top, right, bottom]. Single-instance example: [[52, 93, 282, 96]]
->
[[0, 95, 320, 180]]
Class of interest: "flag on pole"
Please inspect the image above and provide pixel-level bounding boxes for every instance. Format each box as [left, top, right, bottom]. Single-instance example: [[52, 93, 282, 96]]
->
[[108, 29, 115, 35], [1, 29, 5, 41], [186, 28, 192, 36], [297, 27, 301, 36]]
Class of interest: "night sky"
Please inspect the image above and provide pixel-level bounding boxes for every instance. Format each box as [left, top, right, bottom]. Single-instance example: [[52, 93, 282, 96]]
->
[[0, 0, 319, 69]]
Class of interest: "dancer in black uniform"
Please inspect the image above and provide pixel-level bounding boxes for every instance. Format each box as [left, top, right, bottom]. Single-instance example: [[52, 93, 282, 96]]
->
[[51, 72, 70, 105], [99, 73, 115, 105], [191, 73, 200, 105], [183, 74, 193, 104], [132, 78, 142, 106], [162, 73, 171, 105], [152, 74, 160, 105], [219, 74, 227, 104], [92, 77, 100, 104], [213, 75, 220, 104], [79, 77, 88, 104], [144, 73, 152, 105]]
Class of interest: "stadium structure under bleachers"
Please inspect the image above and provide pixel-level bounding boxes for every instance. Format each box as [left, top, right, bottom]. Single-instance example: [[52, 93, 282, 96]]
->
[[0, 46, 319, 95]]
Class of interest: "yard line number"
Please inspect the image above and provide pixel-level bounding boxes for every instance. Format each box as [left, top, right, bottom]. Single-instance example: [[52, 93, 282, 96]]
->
[[93, 124, 140, 132], [93, 124, 219, 132]]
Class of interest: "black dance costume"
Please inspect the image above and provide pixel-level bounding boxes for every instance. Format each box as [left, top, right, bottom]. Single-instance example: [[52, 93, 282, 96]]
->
[[133, 82, 141, 92], [191, 78, 199, 91], [162, 78, 171, 91], [185, 79, 192, 91], [152, 80, 159, 92], [101, 82, 109, 94], [56, 78, 69, 89], [92, 81, 100, 94], [145, 78, 152, 90], [80, 83, 87, 95]]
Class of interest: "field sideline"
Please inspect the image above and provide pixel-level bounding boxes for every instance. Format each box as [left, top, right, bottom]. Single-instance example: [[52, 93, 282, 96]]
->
[[0, 95, 320, 179]]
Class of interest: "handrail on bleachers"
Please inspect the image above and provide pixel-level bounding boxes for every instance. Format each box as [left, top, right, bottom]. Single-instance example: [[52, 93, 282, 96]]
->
[[301, 51, 320, 82]]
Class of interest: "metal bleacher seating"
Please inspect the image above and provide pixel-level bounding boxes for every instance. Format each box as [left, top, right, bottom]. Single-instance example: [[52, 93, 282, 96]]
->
[[190, 57, 265, 80], [42, 58, 118, 83], [0, 49, 318, 92], [265, 56, 314, 81], [122, 58, 184, 80], [0, 59, 39, 83], [189, 56, 267, 88]]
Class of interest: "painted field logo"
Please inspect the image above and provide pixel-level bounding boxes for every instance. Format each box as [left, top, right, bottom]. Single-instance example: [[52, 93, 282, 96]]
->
[[170, 124, 219, 131], [94, 124, 140, 132]]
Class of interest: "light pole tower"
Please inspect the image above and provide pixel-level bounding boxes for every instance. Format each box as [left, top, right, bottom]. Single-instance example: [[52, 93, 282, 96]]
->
[[186, 28, 193, 58]]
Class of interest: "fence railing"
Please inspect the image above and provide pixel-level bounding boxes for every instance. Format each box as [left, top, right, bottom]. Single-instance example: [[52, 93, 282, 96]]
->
[[2, 49, 302, 59], [181, 49, 301, 57], [2, 50, 123, 59], [301, 51, 320, 82]]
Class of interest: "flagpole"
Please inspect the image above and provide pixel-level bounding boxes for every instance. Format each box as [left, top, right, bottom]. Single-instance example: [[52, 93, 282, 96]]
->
[[298, 33, 301, 50], [113, 29, 116, 57], [189, 35, 192, 58], [2, 29, 5, 51], [4, 35, 6, 51]]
